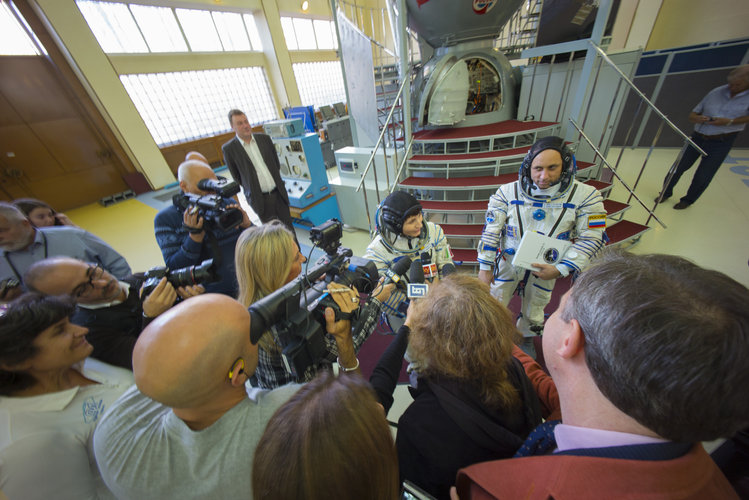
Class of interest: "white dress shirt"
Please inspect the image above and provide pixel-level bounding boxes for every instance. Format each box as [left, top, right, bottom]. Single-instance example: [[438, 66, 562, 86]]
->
[[239, 135, 276, 193]]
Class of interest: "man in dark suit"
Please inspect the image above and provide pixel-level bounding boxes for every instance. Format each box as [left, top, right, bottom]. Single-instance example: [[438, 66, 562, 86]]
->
[[222, 109, 294, 230]]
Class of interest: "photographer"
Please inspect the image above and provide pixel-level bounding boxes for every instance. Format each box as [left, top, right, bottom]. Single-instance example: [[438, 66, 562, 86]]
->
[[24, 256, 204, 369], [155, 160, 252, 296], [236, 221, 394, 389]]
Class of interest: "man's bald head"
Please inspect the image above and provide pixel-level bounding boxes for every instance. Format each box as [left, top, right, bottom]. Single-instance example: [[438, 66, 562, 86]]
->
[[25, 256, 123, 304], [177, 160, 218, 195], [133, 294, 257, 409], [185, 151, 209, 164]]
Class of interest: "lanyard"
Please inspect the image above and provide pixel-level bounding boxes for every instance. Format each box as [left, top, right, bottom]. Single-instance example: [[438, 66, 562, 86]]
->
[[3, 231, 48, 281]]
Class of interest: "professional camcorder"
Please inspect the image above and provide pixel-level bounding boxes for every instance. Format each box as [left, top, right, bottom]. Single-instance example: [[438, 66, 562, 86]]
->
[[248, 219, 383, 378], [172, 176, 243, 231], [141, 259, 219, 297]]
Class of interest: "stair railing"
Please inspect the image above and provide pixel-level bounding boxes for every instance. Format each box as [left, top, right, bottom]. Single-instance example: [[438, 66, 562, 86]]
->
[[355, 73, 410, 235], [570, 118, 667, 229]]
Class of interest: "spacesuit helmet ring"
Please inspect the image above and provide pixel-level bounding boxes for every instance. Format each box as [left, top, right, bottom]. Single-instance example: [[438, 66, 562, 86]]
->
[[519, 136, 576, 196]]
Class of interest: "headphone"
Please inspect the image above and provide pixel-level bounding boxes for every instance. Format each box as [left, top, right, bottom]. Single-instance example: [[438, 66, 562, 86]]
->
[[519, 136, 577, 196], [375, 192, 426, 247]]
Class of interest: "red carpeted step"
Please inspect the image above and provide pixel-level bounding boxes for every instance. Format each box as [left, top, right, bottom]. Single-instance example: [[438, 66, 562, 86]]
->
[[450, 248, 478, 264], [584, 179, 612, 192], [603, 199, 630, 218], [575, 161, 595, 176], [400, 174, 515, 189], [605, 220, 650, 246], [413, 120, 557, 141], [439, 223, 484, 237], [421, 200, 488, 212], [409, 146, 531, 163]]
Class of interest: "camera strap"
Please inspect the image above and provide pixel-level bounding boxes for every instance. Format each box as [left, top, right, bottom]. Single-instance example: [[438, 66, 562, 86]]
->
[[203, 229, 222, 266], [182, 224, 204, 234]]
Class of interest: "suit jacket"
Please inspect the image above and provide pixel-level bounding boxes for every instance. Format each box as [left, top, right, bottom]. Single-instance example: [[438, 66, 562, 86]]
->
[[456, 444, 738, 499], [71, 274, 151, 369], [221, 133, 289, 219]]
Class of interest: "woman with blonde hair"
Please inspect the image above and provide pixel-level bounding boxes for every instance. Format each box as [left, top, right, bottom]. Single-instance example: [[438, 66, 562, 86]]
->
[[235, 221, 391, 389], [396, 273, 543, 499]]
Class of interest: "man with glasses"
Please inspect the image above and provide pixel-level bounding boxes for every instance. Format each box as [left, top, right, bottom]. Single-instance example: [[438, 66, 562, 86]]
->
[[0, 202, 131, 302], [24, 256, 203, 369]]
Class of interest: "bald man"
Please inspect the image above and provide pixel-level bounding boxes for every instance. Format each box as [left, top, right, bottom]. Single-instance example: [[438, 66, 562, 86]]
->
[[25, 256, 202, 369], [185, 150, 209, 163], [154, 160, 252, 296], [93, 292, 359, 499]]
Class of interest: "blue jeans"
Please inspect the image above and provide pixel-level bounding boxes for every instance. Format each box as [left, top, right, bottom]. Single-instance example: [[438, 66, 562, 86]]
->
[[662, 132, 738, 204]]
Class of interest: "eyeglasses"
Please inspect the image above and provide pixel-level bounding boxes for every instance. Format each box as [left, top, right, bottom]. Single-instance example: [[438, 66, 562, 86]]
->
[[72, 263, 104, 298]]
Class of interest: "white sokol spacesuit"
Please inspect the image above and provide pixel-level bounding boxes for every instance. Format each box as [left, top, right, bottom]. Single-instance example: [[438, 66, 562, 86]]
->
[[364, 191, 454, 318], [478, 137, 606, 335]]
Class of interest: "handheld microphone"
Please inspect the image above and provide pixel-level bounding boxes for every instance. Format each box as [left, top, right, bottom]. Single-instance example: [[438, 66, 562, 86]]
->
[[409, 257, 425, 284], [421, 252, 438, 279], [383, 257, 412, 289], [441, 262, 457, 276]]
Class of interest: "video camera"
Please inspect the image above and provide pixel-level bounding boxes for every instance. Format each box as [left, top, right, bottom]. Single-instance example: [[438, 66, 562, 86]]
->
[[141, 259, 219, 297], [172, 176, 243, 232], [248, 219, 381, 378]]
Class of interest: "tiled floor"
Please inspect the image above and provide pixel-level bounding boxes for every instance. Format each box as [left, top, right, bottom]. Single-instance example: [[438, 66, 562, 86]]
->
[[63, 146, 749, 434]]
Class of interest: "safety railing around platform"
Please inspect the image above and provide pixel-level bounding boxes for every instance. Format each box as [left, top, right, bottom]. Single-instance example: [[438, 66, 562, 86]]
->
[[570, 118, 667, 229], [355, 73, 410, 236]]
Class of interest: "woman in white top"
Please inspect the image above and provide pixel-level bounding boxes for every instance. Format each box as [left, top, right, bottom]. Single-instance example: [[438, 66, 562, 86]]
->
[[0, 293, 133, 500]]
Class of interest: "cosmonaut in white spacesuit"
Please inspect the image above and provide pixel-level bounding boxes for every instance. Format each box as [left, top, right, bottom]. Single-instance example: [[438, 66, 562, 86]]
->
[[364, 191, 454, 319], [477, 136, 606, 353]]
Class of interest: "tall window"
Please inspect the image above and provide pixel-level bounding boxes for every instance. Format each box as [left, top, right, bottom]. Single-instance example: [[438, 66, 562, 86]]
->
[[76, 0, 263, 54], [0, 2, 45, 55], [293, 61, 346, 108], [120, 67, 277, 146], [280, 16, 337, 51]]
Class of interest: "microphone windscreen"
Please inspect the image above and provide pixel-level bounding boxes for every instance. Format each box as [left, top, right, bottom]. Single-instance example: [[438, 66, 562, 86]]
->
[[441, 263, 457, 276], [384, 256, 412, 285], [421, 251, 431, 264], [409, 258, 425, 284]]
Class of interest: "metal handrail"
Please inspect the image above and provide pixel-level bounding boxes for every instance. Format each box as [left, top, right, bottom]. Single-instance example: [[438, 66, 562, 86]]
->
[[569, 118, 667, 230], [355, 74, 409, 192], [390, 135, 415, 195], [587, 41, 707, 157]]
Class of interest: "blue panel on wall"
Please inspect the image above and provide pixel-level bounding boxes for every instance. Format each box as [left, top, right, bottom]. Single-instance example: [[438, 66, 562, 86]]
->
[[636, 54, 668, 76], [670, 44, 748, 72]]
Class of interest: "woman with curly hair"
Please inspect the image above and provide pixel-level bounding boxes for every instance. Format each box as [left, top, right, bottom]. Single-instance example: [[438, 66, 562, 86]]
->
[[396, 274, 543, 499]]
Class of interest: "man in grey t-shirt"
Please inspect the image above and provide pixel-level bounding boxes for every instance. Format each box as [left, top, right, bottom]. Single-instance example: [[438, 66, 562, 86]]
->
[[93, 289, 362, 499], [93, 294, 300, 499]]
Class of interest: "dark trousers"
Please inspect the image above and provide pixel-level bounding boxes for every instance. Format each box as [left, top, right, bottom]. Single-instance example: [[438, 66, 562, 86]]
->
[[662, 132, 738, 204], [257, 189, 296, 234]]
